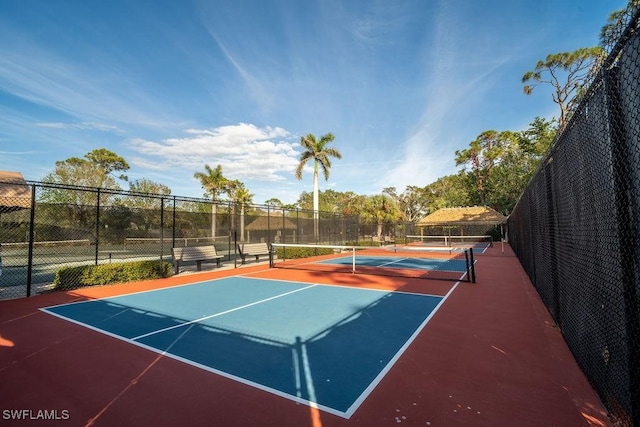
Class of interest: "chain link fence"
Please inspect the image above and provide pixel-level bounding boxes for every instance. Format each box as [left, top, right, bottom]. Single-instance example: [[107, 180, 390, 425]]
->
[[508, 8, 640, 426], [0, 181, 370, 300]]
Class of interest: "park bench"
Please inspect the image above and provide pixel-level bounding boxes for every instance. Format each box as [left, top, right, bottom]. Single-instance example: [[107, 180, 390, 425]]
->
[[237, 242, 273, 264], [172, 245, 223, 273]]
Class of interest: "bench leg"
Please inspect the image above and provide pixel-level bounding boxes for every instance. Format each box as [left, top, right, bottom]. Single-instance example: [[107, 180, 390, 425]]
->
[[174, 262, 180, 274], [216, 258, 221, 267], [196, 260, 202, 271]]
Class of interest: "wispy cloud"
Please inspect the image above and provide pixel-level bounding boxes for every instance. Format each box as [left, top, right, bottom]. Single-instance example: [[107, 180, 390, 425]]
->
[[381, 1, 516, 191], [35, 121, 124, 133], [0, 38, 183, 133]]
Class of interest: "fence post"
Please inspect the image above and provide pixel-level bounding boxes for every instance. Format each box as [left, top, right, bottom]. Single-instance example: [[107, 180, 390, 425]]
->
[[26, 184, 36, 297], [160, 197, 164, 262], [172, 196, 176, 248], [228, 201, 233, 261], [267, 204, 271, 245]]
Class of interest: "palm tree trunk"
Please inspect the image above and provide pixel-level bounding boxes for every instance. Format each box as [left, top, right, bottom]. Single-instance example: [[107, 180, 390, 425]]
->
[[313, 168, 319, 240]]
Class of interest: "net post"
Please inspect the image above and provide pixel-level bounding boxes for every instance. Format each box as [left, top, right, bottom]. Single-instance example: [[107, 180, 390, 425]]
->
[[464, 250, 470, 282], [352, 247, 356, 273], [469, 248, 476, 283], [268, 243, 275, 268], [233, 230, 237, 268]]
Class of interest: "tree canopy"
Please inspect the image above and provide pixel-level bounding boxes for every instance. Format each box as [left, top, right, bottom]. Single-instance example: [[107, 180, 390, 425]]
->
[[522, 47, 604, 128], [42, 148, 129, 191]]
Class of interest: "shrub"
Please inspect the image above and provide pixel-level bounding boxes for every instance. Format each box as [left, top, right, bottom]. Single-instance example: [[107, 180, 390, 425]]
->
[[54, 260, 173, 290], [345, 241, 382, 247], [274, 246, 334, 259]]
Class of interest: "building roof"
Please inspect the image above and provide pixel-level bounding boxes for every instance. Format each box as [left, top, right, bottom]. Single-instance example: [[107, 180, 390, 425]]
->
[[417, 206, 507, 226], [245, 214, 297, 231], [0, 171, 32, 213]]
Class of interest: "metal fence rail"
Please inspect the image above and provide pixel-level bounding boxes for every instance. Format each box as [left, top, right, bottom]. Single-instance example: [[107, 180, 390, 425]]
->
[[508, 8, 640, 426], [0, 182, 366, 299]]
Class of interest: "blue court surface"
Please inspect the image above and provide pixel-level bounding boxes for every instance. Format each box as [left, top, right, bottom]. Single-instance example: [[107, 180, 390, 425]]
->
[[42, 276, 447, 418], [321, 254, 469, 272]]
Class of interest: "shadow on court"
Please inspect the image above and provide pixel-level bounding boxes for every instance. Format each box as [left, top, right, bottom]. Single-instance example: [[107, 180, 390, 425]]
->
[[44, 283, 441, 415]]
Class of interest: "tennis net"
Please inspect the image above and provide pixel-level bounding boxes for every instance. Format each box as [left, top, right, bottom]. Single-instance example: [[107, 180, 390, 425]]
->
[[405, 235, 493, 248], [270, 243, 475, 282]]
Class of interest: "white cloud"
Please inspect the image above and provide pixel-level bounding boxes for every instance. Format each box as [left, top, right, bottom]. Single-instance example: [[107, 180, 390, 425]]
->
[[128, 123, 301, 182]]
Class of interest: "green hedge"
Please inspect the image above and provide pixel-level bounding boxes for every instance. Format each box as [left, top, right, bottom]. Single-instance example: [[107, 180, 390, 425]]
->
[[54, 260, 173, 290], [345, 241, 383, 247], [274, 246, 334, 259]]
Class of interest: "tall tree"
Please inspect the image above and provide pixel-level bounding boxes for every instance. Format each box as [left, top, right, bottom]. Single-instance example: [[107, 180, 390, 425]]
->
[[600, 0, 640, 48], [522, 47, 604, 128], [383, 186, 428, 222], [40, 149, 131, 230], [264, 198, 284, 208], [194, 164, 228, 238], [423, 173, 472, 215], [295, 133, 342, 238], [126, 178, 172, 234], [359, 194, 402, 241], [227, 180, 253, 242], [519, 116, 557, 158], [42, 148, 130, 192], [128, 178, 171, 197], [489, 118, 557, 213], [455, 130, 516, 205]]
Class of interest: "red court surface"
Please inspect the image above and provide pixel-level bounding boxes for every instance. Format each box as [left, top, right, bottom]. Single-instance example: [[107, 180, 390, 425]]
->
[[0, 245, 612, 426]]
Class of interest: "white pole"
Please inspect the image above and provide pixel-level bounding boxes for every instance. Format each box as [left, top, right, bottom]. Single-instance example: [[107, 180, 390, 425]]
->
[[352, 247, 356, 273]]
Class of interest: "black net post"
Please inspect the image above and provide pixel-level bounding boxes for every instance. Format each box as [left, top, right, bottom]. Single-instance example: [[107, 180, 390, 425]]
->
[[469, 248, 475, 284], [463, 249, 470, 283]]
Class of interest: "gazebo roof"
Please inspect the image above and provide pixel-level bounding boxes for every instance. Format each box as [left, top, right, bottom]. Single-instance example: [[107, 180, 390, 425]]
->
[[0, 171, 32, 213], [245, 214, 297, 231], [418, 206, 507, 226]]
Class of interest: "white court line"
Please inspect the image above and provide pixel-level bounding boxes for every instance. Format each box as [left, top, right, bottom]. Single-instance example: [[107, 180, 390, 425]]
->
[[343, 279, 461, 418], [130, 283, 318, 341]]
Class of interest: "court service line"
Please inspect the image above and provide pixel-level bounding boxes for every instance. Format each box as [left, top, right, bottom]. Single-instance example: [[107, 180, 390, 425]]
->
[[130, 283, 319, 341], [374, 257, 410, 268]]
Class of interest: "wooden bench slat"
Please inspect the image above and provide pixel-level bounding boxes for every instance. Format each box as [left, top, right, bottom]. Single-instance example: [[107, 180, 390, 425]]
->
[[172, 245, 223, 273], [237, 243, 273, 264]]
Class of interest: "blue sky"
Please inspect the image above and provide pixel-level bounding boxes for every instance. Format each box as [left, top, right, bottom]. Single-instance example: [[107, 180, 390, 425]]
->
[[0, 0, 626, 204]]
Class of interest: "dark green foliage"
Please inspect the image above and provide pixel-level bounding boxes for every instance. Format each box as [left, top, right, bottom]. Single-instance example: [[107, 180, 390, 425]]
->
[[275, 246, 334, 259], [54, 260, 172, 290]]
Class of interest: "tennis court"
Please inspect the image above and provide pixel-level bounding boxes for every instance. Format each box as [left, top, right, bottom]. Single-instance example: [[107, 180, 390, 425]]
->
[[43, 276, 445, 417], [271, 243, 476, 282], [0, 244, 611, 426]]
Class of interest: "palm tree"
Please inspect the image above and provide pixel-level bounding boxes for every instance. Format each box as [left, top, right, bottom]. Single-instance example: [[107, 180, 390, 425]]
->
[[194, 164, 228, 239], [295, 133, 342, 239], [227, 180, 253, 242], [359, 195, 403, 242]]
